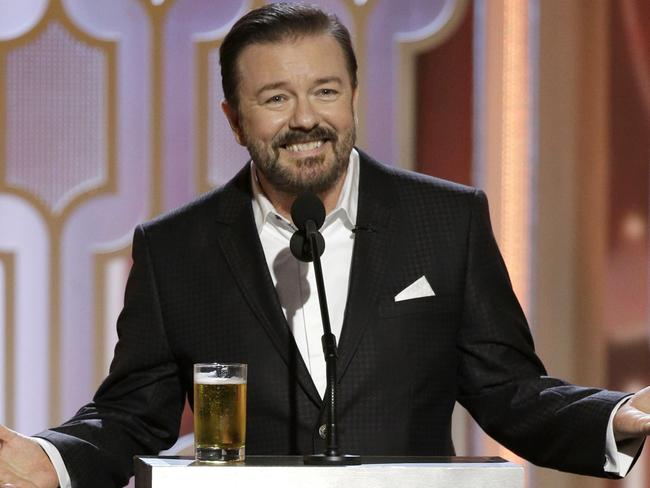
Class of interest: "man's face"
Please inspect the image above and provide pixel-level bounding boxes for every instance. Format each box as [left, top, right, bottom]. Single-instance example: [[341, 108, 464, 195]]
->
[[223, 34, 357, 195]]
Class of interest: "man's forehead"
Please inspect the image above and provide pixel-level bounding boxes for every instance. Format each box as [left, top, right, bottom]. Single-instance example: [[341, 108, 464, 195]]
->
[[236, 34, 350, 86], [240, 32, 341, 54]]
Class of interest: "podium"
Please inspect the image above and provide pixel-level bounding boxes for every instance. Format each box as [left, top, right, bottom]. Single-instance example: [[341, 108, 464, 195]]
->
[[134, 456, 523, 488]]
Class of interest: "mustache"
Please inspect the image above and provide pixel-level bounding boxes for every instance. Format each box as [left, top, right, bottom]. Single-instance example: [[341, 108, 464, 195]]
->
[[273, 126, 337, 148]]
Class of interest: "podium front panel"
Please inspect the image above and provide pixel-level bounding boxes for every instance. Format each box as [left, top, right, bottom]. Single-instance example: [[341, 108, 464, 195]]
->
[[135, 456, 523, 488]]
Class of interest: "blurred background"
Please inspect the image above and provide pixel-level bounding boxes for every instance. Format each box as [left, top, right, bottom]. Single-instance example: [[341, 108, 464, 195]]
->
[[0, 0, 648, 487]]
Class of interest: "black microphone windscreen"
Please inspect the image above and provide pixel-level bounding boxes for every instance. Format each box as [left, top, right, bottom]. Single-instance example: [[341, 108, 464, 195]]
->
[[291, 192, 325, 231]]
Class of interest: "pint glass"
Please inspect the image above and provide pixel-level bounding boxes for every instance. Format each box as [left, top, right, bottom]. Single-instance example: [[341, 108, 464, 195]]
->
[[193, 363, 247, 463]]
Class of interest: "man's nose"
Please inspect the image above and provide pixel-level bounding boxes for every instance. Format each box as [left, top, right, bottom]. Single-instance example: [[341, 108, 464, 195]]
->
[[289, 96, 319, 130]]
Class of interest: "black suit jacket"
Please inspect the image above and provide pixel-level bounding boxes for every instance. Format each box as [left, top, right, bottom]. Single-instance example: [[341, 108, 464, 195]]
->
[[38, 151, 627, 487]]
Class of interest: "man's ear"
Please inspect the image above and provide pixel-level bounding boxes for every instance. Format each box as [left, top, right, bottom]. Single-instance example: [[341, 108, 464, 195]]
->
[[221, 100, 245, 146], [352, 87, 359, 127]]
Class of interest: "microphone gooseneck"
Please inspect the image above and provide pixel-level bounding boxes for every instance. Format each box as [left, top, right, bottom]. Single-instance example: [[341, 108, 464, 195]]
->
[[289, 192, 361, 466]]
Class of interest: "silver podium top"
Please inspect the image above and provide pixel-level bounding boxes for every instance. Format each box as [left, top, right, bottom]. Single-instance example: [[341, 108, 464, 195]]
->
[[135, 456, 524, 488]]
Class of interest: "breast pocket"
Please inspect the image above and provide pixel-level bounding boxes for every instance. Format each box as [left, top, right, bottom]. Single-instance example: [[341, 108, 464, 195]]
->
[[373, 294, 457, 368], [378, 295, 439, 318]]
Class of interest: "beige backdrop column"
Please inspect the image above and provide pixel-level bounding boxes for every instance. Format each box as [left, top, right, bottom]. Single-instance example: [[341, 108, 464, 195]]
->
[[536, 1, 609, 488]]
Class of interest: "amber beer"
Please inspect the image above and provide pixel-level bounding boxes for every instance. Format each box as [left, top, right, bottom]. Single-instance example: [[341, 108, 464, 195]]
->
[[193, 363, 247, 463]]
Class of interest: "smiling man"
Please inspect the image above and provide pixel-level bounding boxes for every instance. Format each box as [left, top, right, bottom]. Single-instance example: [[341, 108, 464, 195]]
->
[[0, 3, 648, 488], [220, 18, 358, 216]]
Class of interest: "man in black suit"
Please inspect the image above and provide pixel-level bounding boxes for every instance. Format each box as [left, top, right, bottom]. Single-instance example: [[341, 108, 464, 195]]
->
[[0, 3, 648, 488]]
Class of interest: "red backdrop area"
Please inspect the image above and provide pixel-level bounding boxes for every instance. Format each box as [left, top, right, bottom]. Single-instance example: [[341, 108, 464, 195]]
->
[[415, 3, 473, 186], [606, 1, 650, 484]]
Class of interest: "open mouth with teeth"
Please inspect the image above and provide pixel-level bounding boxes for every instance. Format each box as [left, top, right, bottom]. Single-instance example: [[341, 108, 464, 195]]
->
[[282, 140, 327, 153]]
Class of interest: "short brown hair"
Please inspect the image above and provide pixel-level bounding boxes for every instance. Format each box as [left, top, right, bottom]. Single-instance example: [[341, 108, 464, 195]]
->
[[219, 3, 358, 109]]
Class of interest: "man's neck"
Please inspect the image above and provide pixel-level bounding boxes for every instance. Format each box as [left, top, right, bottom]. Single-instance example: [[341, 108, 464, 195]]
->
[[254, 167, 348, 222]]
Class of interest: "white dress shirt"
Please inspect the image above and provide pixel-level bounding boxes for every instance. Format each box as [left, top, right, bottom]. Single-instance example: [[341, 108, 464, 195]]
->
[[33, 148, 638, 485], [251, 149, 359, 398]]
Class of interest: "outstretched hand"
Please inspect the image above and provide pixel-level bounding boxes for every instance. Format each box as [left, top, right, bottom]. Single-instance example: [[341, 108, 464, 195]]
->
[[613, 386, 650, 442], [0, 426, 58, 488]]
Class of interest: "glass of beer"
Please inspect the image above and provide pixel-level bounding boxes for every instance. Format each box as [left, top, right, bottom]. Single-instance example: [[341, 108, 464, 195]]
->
[[193, 363, 247, 463]]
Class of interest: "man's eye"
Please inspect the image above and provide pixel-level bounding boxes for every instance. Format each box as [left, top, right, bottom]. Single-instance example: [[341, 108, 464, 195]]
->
[[318, 88, 338, 97], [265, 95, 286, 104]]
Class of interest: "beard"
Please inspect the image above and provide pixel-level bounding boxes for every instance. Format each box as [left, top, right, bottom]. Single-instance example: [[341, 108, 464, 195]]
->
[[245, 123, 355, 195]]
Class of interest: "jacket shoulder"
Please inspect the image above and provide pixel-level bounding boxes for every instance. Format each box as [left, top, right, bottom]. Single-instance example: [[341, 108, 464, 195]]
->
[[357, 149, 483, 212]]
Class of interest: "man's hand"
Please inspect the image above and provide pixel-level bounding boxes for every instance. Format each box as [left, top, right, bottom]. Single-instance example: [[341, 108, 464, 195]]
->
[[0, 426, 58, 488], [613, 386, 650, 442]]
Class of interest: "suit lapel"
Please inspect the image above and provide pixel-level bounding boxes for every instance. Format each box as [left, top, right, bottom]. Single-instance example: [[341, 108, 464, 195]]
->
[[213, 166, 322, 407], [337, 152, 397, 381]]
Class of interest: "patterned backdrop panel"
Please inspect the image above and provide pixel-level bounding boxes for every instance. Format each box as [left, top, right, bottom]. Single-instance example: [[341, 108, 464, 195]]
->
[[5, 21, 107, 213]]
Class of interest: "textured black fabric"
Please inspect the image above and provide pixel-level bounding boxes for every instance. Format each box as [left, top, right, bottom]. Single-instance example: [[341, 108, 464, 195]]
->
[[36, 150, 628, 487]]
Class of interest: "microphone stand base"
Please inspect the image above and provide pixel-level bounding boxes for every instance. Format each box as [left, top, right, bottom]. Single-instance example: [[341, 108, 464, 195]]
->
[[303, 454, 362, 466]]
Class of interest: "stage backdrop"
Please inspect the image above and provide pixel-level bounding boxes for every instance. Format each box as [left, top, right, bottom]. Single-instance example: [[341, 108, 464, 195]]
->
[[1, 1, 648, 488]]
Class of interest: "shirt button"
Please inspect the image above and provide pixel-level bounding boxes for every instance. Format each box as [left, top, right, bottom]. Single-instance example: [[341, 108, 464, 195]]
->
[[318, 424, 327, 439]]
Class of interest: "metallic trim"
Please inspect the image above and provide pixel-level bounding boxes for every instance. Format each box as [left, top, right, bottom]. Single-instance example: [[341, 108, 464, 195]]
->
[[138, 0, 175, 216], [0, 252, 16, 428], [196, 37, 222, 195], [344, 0, 377, 150]]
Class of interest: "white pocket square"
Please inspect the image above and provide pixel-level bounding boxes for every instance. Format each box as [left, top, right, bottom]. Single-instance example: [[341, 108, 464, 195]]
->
[[394, 276, 436, 302]]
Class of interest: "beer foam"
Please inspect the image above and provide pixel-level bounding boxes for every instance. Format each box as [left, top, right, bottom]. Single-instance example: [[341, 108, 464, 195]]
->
[[194, 373, 246, 385]]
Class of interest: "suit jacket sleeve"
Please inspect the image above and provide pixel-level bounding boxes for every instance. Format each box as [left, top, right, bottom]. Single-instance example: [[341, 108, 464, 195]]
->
[[35, 225, 185, 488], [456, 189, 628, 477]]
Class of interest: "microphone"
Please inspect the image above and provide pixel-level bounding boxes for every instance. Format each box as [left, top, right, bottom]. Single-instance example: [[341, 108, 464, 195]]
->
[[289, 192, 361, 466], [291, 191, 325, 232], [290, 193, 325, 262]]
